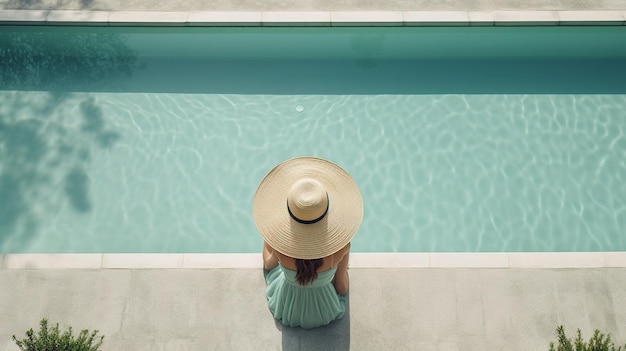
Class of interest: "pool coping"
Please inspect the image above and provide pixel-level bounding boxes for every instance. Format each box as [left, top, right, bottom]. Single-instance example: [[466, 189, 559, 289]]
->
[[1, 252, 625, 269], [0, 10, 625, 26]]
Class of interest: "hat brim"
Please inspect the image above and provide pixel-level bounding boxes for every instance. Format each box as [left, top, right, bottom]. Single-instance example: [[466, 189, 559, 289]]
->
[[253, 157, 363, 259]]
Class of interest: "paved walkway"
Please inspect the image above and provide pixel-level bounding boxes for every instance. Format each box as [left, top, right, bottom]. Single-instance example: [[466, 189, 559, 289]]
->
[[2, 265, 626, 350], [1, 0, 626, 11]]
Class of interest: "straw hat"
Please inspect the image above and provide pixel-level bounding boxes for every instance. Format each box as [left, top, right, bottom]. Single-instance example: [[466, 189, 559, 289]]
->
[[253, 157, 363, 259]]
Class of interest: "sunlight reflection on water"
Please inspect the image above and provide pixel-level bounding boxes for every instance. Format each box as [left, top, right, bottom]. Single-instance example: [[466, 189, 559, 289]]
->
[[1, 92, 624, 253]]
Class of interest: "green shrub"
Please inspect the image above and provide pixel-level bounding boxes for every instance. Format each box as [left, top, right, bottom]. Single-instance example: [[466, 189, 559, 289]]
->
[[12, 318, 104, 351], [549, 325, 625, 351]]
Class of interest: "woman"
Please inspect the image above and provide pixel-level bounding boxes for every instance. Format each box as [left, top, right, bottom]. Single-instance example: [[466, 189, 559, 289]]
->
[[253, 157, 363, 329]]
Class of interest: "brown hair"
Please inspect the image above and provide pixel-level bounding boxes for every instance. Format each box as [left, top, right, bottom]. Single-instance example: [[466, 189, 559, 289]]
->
[[295, 258, 324, 286]]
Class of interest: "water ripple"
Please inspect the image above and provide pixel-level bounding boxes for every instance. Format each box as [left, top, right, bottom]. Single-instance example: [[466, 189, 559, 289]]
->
[[2, 92, 625, 253]]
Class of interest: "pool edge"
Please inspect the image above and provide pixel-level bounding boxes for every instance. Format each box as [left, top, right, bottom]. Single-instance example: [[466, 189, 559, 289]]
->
[[2, 252, 626, 269], [0, 10, 625, 26]]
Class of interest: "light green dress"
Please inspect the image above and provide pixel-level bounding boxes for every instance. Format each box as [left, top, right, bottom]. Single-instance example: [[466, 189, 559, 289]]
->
[[265, 263, 346, 329]]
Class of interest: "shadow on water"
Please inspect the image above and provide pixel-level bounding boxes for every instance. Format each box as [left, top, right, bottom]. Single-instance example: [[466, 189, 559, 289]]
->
[[275, 294, 350, 351], [0, 27, 138, 251], [0, 27, 139, 91]]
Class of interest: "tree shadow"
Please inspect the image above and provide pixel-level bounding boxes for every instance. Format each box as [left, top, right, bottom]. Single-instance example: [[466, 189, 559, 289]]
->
[[79, 0, 94, 9], [275, 293, 351, 351], [0, 27, 138, 251], [3, 0, 97, 10], [0, 27, 138, 92]]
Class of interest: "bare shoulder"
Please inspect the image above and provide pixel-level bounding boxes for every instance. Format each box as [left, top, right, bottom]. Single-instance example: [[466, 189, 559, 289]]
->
[[342, 242, 351, 255], [333, 242, 351, 262]]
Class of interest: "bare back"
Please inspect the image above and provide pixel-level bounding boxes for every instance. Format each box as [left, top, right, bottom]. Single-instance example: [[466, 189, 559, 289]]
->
[[263, 241, 351, 295]]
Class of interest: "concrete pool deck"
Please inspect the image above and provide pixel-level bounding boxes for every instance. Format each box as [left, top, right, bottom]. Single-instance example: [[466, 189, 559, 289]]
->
[[2, 1, 626, 350], [2, 0, 626, 12], [1, 0, 626, 25], [1, 253, 626, 350]]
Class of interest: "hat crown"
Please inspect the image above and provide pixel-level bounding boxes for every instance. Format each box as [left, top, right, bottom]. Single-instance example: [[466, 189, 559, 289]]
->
[[287, 178, 328, 222], [253, 156, 363, 259]]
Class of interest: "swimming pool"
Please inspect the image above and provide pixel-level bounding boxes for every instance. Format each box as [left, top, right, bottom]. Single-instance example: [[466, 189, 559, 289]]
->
[[1, 26, 625, 253]]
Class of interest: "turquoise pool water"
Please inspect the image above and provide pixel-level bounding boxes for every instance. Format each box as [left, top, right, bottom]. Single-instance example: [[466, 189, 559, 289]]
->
[[1, 26, 625, 253]]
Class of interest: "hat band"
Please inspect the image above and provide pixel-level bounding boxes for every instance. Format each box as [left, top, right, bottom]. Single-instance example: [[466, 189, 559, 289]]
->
[[287, 194, 329, 225]]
